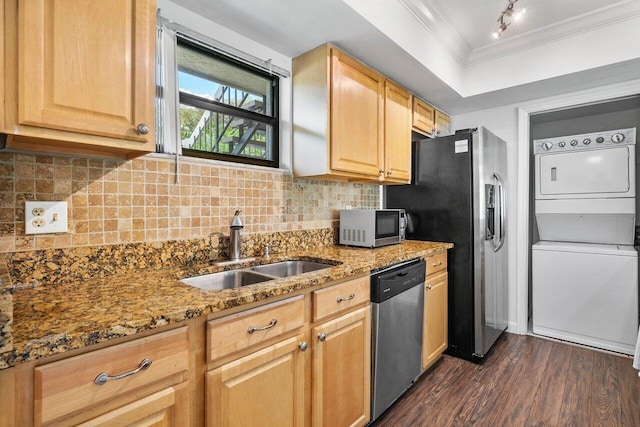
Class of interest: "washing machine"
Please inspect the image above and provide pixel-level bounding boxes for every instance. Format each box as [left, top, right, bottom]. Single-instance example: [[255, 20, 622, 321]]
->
[[532, 128, 639, 354], [532, 241, 638, 354]]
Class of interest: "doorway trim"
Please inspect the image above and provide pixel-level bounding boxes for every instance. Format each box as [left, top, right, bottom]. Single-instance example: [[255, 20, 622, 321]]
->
[[514, 79, 640, 334]]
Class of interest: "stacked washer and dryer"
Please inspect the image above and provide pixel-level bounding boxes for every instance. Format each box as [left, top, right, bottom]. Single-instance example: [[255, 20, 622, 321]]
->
[[532, 128, 639, 354]]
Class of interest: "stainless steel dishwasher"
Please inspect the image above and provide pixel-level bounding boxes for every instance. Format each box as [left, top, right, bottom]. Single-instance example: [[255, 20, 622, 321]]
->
[[370, 258, 426, 422]]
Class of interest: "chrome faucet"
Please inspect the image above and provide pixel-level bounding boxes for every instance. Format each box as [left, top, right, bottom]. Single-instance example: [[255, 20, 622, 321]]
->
[[229, 210, 243, 261]]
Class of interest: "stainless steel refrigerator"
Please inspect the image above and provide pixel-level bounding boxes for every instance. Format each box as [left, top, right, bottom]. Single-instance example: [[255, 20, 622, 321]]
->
[[384, 126, 509, 362]]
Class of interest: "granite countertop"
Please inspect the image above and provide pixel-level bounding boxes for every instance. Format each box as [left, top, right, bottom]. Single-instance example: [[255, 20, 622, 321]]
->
[[0, 240, 452, 369]]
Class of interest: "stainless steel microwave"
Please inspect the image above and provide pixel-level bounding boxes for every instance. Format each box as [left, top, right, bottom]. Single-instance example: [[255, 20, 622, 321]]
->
[[339, 209, 406, 248]]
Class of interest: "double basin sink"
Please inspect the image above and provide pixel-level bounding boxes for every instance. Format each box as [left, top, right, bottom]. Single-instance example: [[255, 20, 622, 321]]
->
[[181, 260, 337, 291]]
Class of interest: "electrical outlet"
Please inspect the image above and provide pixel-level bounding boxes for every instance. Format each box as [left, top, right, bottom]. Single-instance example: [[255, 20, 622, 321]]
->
[[25, 201, 68, 235]]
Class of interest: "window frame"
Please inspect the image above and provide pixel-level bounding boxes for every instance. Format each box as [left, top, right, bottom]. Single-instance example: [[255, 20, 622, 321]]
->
[[156, 16, 290, 169], [176, 38, 280, 168]]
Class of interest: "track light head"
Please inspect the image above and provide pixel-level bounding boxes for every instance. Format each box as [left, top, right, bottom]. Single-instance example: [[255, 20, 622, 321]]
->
[[491, 0, 524, 39]]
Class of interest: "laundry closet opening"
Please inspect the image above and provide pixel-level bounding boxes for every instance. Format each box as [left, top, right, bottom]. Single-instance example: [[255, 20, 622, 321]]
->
[[528, 95, 640, 354]]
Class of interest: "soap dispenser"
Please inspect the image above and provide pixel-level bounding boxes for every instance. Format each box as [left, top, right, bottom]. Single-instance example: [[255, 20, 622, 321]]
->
[[229, 210, 243, 261]]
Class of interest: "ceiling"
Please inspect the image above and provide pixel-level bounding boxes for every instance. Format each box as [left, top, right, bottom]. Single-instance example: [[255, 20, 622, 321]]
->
[[172, 0, 640, 114], [434, 0, 622, 51]]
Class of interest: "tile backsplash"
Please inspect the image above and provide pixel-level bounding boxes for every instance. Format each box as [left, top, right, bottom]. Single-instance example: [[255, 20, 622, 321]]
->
[[0, 152, 379, 253]]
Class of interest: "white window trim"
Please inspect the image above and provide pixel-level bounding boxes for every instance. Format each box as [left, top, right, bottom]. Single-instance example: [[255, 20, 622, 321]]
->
[[156, 14, 288, 158]]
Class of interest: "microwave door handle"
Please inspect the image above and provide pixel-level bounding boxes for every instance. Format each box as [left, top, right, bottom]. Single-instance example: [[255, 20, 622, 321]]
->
[[494, 172, 505, 252]]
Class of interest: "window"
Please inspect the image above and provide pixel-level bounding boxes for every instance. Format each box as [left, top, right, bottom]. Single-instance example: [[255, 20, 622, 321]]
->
[[176, 39, 279, 167]]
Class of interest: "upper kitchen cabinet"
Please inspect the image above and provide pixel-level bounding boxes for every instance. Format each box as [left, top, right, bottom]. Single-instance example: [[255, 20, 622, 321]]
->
[[435, 109, 451, 136], [412, 96, 451, 137], [384, 80, 411, 183], [292, 44, 411, 184], [1, 0, 156, 159]]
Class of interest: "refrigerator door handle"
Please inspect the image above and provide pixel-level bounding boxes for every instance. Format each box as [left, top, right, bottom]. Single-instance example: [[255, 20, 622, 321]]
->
[[494, 172, 506, 252], [485, 184, 495, 241]]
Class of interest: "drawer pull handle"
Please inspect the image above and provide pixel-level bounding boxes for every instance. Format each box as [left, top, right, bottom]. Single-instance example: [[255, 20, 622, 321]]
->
[[433, 261, 443, 267], [318, 332, 327, 342], [94, 358, 152, 385], [427, 285, 433, 290], [336, 293, 355, 303], [247, 318, 278, 334]]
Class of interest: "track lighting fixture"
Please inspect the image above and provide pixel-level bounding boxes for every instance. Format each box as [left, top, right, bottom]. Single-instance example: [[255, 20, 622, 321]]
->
[[491, 0, 526, 39]]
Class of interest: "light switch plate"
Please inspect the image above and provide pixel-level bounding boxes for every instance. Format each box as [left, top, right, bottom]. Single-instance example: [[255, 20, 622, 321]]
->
[[25, 201, 68, 235]]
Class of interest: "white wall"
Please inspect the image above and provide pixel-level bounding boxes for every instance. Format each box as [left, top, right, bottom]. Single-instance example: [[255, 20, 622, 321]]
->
[[157, 0, 294, 172], [451, 79, 640, 334]]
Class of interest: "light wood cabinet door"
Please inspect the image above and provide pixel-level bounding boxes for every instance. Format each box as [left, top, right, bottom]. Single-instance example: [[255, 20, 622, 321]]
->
[[435, 110, 451, 136], [383, 80, 411, 183], [5, 0, 156, 157], [330, 48, 384, 178], [206, 334, 306, 427], [34, 327, 189, 426], [312, 306, 371, 427], [78, 383, 190, 427], [0, 0, 5, 130], [412, 97, 435, 136], [422, 272, 448, 370]]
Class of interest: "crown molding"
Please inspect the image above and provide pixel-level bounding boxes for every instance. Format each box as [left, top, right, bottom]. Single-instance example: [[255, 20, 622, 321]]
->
[[395, 0, 471, 65], [467, 0, 640, 64]]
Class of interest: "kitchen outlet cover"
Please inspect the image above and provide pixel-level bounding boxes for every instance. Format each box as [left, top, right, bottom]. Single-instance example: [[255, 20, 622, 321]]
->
[[25, 201, 69, 234]]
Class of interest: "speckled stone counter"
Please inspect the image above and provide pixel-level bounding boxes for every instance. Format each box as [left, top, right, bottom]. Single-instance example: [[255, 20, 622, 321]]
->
[[0, 240, 451, 369]]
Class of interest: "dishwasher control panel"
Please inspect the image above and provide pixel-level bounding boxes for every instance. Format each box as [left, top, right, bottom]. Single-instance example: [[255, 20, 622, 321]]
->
[[370, 259, 425, 303]]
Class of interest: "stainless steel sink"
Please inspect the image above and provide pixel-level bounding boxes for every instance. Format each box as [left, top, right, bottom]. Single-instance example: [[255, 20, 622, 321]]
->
[[180, 270, 274, 291], [249, 260, 335, 277], [181, 260, 338, 291]]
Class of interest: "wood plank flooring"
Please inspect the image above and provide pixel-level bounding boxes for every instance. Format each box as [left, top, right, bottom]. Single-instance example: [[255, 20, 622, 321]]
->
[[374, 333, 640, 427]]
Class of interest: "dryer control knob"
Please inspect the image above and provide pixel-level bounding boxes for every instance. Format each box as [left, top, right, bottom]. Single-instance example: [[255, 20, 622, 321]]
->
[[542, 142, 553, 151], [612, 133, 625, 143], [583, 138, 591, 145], [596, 137, 605, 143], [570, 139, 578, 146], [558, 141, 566, 147]]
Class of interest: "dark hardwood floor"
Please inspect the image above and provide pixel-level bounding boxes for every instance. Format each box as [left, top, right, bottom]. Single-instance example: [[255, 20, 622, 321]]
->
[[374, 333, 640, 426]]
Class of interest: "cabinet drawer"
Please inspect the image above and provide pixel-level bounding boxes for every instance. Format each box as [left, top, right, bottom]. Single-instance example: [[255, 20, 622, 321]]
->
[[207, 295, 304, 363], [313, 276, 370, 322], [426, 252, 447, 276], [34, 326, 189, 426]]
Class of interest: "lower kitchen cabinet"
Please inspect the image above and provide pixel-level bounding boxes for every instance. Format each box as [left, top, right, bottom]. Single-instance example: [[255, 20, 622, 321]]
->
[[78, 383, 190, 427], [312, 306, 371, 427], [3, 274, 374, 427], [422, 271, 448, 370], [33, 326, 191, 426], [206, 334, 307, 427]]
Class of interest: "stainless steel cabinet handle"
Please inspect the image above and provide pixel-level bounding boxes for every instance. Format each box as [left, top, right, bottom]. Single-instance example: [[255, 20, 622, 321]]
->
[[427, 285, 432, 290], [247, 318, 278, 334], [386, 170, 392, 176], [433, 261, 442, 267], [336, 293, 355, 303], [137, 123, 150, 135], [94, 358, 152, 385], [318, 332, 327, 342], [299, 341, 308, 352], [379, 169, 384, 174]]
